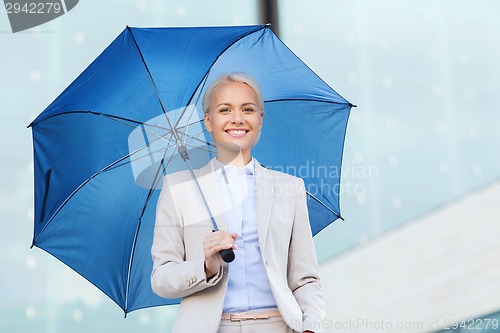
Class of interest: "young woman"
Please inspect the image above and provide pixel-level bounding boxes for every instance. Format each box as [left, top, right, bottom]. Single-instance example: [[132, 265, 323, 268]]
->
[[151, 72, 325, 333]]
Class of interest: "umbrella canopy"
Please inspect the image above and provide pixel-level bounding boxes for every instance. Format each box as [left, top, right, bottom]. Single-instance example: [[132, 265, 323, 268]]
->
[[29, 24, 353, 314]]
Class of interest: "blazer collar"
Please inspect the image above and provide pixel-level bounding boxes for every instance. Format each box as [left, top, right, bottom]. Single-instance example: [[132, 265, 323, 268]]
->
[[254, 160, 274, 252], [212, 157, 256, 181]]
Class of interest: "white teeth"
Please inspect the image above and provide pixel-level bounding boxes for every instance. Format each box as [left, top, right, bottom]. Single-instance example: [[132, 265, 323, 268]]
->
[[227, 130, 246, 135]]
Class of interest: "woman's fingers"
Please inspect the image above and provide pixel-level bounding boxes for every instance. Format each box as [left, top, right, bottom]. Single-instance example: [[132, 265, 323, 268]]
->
[[228, 233, 238, 250], [204, 231, 237, 253], [203, 231, 231, 276], [203, 231, 240, 277]]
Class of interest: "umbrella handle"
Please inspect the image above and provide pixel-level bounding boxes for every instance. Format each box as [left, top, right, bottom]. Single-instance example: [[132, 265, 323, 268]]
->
[[219, 248, 235, 263]]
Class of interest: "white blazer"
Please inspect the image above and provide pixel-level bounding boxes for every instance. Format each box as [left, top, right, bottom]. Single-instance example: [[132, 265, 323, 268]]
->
[[151, 159, 325, 333]]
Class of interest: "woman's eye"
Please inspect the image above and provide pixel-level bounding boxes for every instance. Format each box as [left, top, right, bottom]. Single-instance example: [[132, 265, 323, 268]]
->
[[219, 108, 230, 113], [243, 108, 255, 113]]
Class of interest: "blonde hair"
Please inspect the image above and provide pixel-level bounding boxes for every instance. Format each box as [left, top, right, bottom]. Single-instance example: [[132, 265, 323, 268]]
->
[[202, 72, 264, 115]]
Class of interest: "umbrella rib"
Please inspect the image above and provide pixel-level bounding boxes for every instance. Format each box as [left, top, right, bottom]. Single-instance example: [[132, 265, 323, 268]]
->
[[306, 190, 343, 221], [105, 131, 216, 173], [181, 142, 217, 154], [128, 27, 184, 148], [31, 130, 178, 246], [173, 71, 211, 137], [33, 131, 180, 313], [100, 112, 205, 140], [181, 128, 207, 140], [268, 29, 355, 107], [76, 115, 215, 175], [98, 114, 210, 155], [111, 129, 182, 174], [30, 110, 166, 130], [260, 164, 343, 221], [175, 128, 217, 149], [265, 98, 355, 107], [181, 103, 202, 146], [78, 113, 215, 176], [180, 25, 269, 117], [124, 125, 184, 314], [104, 146, 171, 173], [124, 144, 172, 315], [98, 113, 175, 139], [30, 109, 183, 134], [100, 113, 213, 155]]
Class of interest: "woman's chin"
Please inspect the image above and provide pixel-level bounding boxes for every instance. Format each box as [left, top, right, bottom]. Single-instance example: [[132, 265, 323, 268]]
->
[[218, 142, 243, 152]]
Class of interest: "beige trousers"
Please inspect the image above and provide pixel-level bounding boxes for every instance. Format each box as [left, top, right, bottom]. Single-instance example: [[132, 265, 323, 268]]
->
[[218, 315, 296, 333]]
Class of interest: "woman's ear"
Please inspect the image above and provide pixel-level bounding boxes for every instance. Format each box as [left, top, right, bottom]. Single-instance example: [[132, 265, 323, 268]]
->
[[204, 112, 212, 132]]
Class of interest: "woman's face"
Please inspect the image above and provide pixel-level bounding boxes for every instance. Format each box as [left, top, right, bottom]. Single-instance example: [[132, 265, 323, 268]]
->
[[204, 81, 263, 160]]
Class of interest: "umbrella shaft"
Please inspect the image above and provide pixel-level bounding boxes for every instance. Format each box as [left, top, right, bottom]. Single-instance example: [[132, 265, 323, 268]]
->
[[180, 146, 219, 231]]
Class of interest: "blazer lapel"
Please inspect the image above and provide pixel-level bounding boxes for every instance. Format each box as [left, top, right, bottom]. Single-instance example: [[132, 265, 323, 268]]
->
[[254, 160, 274, 253], [193, 160, 227, 230]]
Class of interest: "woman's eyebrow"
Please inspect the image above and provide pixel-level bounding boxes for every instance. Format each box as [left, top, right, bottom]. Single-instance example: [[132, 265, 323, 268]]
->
[[216, 102, 257, 107]]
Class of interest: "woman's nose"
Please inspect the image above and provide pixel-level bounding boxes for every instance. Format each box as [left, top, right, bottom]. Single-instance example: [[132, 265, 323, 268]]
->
[[230, 110, 244, 124]]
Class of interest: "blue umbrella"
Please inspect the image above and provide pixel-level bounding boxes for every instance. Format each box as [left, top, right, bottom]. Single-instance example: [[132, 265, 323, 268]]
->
[[29, 24, 353, 315]]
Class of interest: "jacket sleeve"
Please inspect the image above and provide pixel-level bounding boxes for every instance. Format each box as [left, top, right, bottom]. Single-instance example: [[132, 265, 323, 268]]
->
[[150, 176, 223, 299], [287, 178, 326, 333]]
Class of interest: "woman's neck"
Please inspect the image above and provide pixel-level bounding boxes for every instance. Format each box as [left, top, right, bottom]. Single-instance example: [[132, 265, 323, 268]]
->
[[216, 150, 251, 167]]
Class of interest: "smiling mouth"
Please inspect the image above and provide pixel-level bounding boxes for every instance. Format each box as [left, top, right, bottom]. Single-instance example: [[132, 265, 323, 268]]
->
[[225, 129, 249, 137]]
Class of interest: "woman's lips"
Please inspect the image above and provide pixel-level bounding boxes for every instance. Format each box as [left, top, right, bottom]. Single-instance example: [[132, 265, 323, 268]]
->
[[225, 129, 249, 137]]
